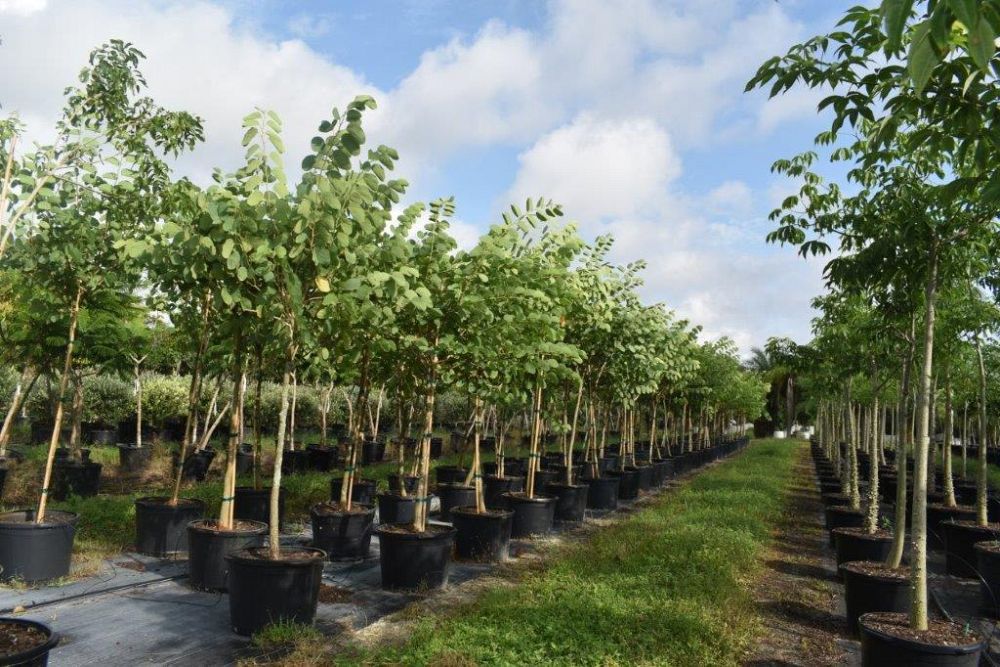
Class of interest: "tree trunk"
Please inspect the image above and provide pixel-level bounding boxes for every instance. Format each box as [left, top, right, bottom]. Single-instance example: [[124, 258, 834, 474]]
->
[[909, 240, 938, 632], [942, 371, 956, 507], [269, 356, 293, 559], [0, 366, 36, 456], [976, 337, 989, 527], [37, 285, 83, 523]]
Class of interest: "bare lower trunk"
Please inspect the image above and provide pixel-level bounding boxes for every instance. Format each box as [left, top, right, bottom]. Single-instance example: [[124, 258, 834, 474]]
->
[[37, 286, 84, 523], [976, 338, 989, 527], [269, 358, 293, 559], [909, 241, 938, 632], [0, 366, 35, 455], [942, 372, 956, 507], [526, 385, 543, 498]]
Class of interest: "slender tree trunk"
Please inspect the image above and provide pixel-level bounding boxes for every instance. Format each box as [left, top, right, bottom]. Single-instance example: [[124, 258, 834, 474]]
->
[[865, 394, 880, 534], [413, 356, 438, 532], [37, 285, 84, 523], [942, 371, 956, 508], [526, 384, 543, 497], [269, 354, 294, 559], [976, 337, 989, 527], [909, 241, 938, 632], [218, 344, 246, 530], [0, 366, 36, 456]]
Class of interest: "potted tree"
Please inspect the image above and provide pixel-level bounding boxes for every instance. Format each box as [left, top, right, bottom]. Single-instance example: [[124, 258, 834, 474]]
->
[[0, 41, 202, 582]]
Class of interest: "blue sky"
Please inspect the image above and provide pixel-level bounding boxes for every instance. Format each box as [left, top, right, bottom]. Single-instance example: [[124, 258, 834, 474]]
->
[[0, 0, 861, 351]]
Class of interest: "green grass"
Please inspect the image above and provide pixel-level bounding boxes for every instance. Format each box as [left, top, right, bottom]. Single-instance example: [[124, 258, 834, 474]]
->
[[330, 439, 802, 667]]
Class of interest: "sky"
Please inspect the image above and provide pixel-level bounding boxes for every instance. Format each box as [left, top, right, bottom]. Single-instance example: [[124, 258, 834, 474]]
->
[[0, 0, 857, 352]]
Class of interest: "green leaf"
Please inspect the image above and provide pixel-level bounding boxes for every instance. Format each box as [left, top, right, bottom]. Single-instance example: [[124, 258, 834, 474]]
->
[[908, 20, 939, 92], [221, 238, 234, 259], [881, 0, 911, 49], [968, 18, 996, 71]]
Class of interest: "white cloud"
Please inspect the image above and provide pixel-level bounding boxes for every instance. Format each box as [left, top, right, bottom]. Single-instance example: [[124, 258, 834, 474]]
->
[[0, 0, 46, 15], [2, 0, 379, 182], [706, 180, 753, 217], [505, 114, 681, 224]]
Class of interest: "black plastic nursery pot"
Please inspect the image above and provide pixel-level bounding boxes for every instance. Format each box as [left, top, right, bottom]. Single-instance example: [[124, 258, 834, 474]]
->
[[504, 492, 556, 537], [953, 482, 977, 506], [226, 546, 326, 636], [586, 475, 620, 510], [436, 483, 476, 523], [652, 458, 675, 485], [235, 445, 254, 476], [388, 474, 420, 495], [975, 541, 1000, 617], [310, 502, 375, 561], [821, 492, 851, 507], [545, 482, 588, 523], [840, 562, 910, 636], [832, 528, 894, 566], [633, 464, 654, 491], [434, 466, 468, 485], [0, 510, 78, 583], [926, 503, 976, 549], [533, 468, 557, 490], [941, 520, 1000, 579], [362, 440, 386, 466], [50, 460, 102, 500], [175, 448, 215, 481], [0, 617, 59, 667], [134, 497, 205, 557], [377, 492, 417, 525], [117, 444, 151, 474], [451, 507, 513, 562], [824, 506, 865, 546], [187, 519, 266, 591], [306, 444, 338, 472], [376, 524, 456, 590], [429, 437, 443, 459], [609, 467, 640, 501], [0, 468, 7, 501], [483, 475, 523, 510], [234, 486, 285, 529], [329, 477, 377, 507], [858, 612, 984, 667], [280, 449, 310, 475]]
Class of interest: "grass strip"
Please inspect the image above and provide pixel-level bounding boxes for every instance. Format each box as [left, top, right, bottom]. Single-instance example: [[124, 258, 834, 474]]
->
[[331, 438, 803, 667]]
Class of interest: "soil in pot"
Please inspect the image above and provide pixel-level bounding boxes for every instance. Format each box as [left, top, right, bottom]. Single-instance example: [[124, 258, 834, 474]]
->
[[452, 507, 513, 562], [310, 502, 375, 561], [941, 519, 1000, 579], [117, 444, 151, 474], [329, 477, 377, 506], [840, 562, 909, 636], [974, 541, 1000, 617], [545, 482, 588, 523], [832, 527, 894, 566], [0, 618, 58, 667], [134, 497, 205, 557], [226, 546, 326, 636], [926, 503, 976, 549], [504, 492, 556, 537], [234, 486, 285, 529], [187, 519, 267, 592], [376, 523, 456, 590], [377, 492, 417, 525], [0, 510, 78, 583], [586, 475, 620, 511], [436, 483, 476, 523], [483, 475, 523, 510], [858, 611, 983, 667]]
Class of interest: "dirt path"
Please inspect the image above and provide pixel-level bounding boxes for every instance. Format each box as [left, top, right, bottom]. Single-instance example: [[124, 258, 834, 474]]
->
[[744, 445, 857, 667]]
